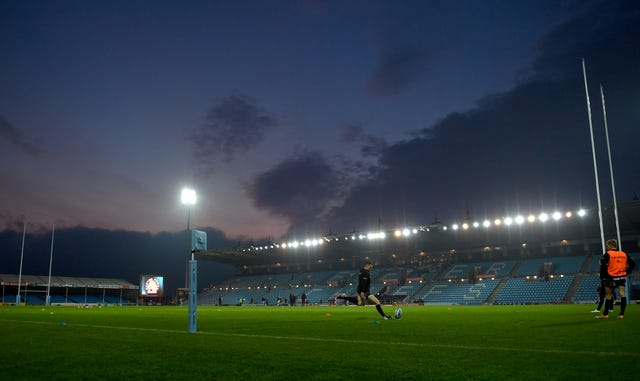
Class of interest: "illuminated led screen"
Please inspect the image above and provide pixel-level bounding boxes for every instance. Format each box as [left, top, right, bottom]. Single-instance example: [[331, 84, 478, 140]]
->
[[140, 275, 164, 297]]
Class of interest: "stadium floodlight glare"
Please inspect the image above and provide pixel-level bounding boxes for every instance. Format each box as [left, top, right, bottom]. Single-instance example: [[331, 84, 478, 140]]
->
[[504, 217, 513, 226], [515, 216, 525, 225], [452, 224, 459, 230], [527, 214, 536, 223], [181, 188, 197, 206], [552, 211, 562, 221], [539, 213, 549, 222], [565, 211, 572, 218], [483, 220, 491, 228], [402, 228, 410, 237], [494, 219, 502, 226], [577, 209, 587, 217], [473, 222, 479, 228], [462, 223, 469, 230]]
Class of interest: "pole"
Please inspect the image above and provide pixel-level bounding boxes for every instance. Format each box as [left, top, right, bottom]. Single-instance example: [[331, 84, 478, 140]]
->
[[184, 207, 191, 289], [188, 259, 198, 333], [16, 222, 26, 306], [46, 225, 55, 306], [600, 84, 628, 298], [581, 58, 605, 253], [600, 84, 621, 245]]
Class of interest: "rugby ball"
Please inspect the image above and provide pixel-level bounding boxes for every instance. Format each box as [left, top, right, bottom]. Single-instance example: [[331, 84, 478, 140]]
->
[[394, 307, 403, 320]]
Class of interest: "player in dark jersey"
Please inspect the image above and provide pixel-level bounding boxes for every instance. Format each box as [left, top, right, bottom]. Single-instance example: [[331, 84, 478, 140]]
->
[[336, 262, 392, 320]]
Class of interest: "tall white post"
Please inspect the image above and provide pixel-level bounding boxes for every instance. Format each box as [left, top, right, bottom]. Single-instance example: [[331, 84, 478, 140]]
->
[[16, 222, 26, 306], [599, 84, 621, 245], [581, 58, 605, 253], [46, 225, 55, 306]]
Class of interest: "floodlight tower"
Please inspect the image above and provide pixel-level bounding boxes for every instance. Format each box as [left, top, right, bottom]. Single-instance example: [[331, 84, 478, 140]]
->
[[181, 188, 197, 289]]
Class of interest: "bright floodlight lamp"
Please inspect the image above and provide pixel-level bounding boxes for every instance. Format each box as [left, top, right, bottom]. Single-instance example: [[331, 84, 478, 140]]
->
[[577, 209, 587, 217], [181, 188, 197, 205], [552, 211, 562, 220]]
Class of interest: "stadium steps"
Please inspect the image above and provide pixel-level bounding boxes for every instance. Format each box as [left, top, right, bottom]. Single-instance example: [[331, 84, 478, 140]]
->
[[579, 254, 594, 273], [509, 261, 522, 276], [486, 262, 521, 303], [409, 280, 434, 302], [563, 255, 592, 302], [486, 277, 508, 303], [564, 273, 582, 302]]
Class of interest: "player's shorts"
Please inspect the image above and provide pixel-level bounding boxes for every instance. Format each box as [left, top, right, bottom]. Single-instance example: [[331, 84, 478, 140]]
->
[[603, 276, 626, 288]]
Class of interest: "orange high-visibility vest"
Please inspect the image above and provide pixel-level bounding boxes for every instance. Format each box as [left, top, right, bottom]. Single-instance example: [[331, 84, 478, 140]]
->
[[607, 250, 628, 277]]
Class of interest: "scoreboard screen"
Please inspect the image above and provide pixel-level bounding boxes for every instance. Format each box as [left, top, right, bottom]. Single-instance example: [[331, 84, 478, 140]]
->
[[140, 275, 164, 297]]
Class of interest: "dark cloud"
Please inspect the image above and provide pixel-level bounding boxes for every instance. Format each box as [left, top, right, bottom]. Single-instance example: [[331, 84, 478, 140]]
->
[[0, 227, 236, 294], [323, 0, 640, 233], [245, 151, 347, 234], [339, 123, 388, 157], [366, 47, 429, 97], [189, 93, 276, 170], [0, 114, 43, 157]]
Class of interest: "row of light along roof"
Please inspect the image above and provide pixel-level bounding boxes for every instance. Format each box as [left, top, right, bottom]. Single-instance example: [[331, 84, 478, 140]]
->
[[242, 208, 588, 252]]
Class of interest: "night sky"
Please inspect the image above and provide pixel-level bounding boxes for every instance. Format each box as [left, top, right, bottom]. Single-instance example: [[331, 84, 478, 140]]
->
[[1, 1, 639, 292]]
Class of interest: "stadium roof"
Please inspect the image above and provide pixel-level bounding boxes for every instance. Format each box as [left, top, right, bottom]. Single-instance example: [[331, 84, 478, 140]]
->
[[197, 201, 640, 267]]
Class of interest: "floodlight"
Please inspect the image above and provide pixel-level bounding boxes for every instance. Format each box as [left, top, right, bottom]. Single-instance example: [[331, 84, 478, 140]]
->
[[181, 188, 197, 205]]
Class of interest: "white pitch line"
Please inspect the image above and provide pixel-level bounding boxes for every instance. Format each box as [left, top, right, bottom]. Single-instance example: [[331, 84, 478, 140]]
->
[[3, 319, 639, 358]]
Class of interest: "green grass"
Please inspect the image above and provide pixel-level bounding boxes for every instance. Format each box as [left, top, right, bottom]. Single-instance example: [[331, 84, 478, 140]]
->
[[1, 304, 639, 380]]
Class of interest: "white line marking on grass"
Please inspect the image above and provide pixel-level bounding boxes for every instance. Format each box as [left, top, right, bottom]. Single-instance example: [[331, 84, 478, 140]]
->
[[3, 319, 639, 358]]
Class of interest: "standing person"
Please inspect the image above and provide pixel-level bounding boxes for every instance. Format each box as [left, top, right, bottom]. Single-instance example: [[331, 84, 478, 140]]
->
[[592, 279, 616, 313], [597, 239, 636, 319], [336, 262, 392, 320], [592, 280, 606, 313]]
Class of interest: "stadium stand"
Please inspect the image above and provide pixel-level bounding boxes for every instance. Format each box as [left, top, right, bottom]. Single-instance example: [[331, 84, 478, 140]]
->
[[199, 252, 639, 306], [0, 274, 138, 305]]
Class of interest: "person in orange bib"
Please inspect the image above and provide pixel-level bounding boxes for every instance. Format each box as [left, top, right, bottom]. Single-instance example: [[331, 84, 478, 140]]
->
[[596, 239, 636, 319]]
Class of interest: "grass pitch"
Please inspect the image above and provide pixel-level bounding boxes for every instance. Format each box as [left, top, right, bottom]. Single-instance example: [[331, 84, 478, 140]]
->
[[1, 304, 639, 380]]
